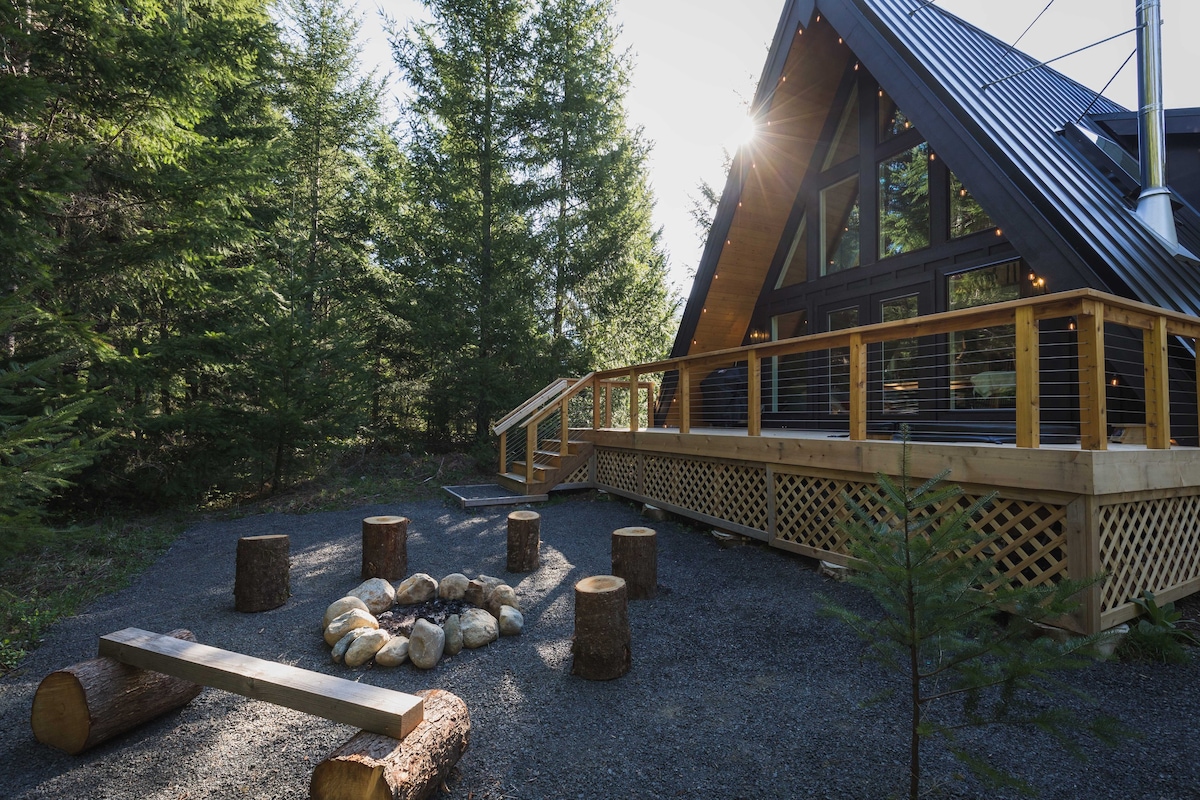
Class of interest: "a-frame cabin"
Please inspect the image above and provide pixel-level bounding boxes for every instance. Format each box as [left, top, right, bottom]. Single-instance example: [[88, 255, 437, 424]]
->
[[491, 0, 1200, 635], [672, 0, 1200, 444]]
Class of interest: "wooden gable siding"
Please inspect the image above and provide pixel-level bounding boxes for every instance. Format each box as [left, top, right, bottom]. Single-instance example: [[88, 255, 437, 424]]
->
[[687, 22, 848, 355]]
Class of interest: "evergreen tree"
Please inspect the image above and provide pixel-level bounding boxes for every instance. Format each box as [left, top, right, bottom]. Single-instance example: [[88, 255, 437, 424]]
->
[[391, 0, 541, 443], [823, 438, 1118, 798], [524, 0, 674, 371]]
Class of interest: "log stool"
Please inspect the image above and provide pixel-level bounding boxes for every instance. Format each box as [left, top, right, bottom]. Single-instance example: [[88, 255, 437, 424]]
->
[[362, 516, 408, 581], [571, 575, 630, 680], [506, 510, 541, 572], [611, 526, 657, 599], [234, 534, 290, 612]]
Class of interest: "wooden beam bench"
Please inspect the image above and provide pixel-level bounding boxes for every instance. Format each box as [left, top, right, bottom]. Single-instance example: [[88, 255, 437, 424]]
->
[[98, 627, 425, 738]]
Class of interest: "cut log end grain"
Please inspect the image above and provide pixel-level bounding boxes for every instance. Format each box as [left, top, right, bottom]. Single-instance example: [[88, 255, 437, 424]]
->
[[309, 688, 470, 800], [31, 629, 202, 755]]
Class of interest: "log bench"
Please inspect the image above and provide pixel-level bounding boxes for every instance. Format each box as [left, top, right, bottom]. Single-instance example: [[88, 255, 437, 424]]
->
[[33, 628, 469, 800]]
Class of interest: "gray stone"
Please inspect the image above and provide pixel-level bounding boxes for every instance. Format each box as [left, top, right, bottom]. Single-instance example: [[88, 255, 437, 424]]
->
[[408, 618, 446, 669], [395, 573, 438, 605], [498, 605, 524, 636], [818, 560, 851, 582], [461, 607, 499, 649], [374, 636, 411, 667], [323, 596, 370, 631], [348, 578, 395, 615], [443, 614, 463, 656], [487, 584, 520, 617], [642, 504, 669, 522], [345, 628, 390, 668], [324, 608, 377, 646], [331, 627, 370, 663], [439, 573, 469, 600], [464, 578, 488, 607]]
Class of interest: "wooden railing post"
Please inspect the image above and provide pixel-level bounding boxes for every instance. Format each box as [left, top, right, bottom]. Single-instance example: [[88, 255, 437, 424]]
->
[[1143, 315, 1171, 449], [1077, 301, 1108, 450], [747, 351, 761, 436], [679, 363, 691, 434], [498, 430, 507, 474], [1015, 305, 1040, 448], [630, 369, 639, 432], [604, 384, 612, 428], [592, 377, 600, 430], [525, 423, 537, 483], [560, 396, 570, 458], [647, 382, 656, 428], [848, 332, 866, 441]]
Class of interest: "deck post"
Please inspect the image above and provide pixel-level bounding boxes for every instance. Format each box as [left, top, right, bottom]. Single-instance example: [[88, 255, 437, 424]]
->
[[630, 369, 639, 432], [647, 382, 656, 428], [498, 430, 507, 474], [1143, 315, 1171, 449], [1015, 305, 1040, 448], [747, 350, 761, 436], [1066, 497, 1102, 635], [1077, 301, 1108, 450], [560, 396, 570, 457], [604, 384, 612, 428], [593, 377, 601, 430], [848, 332, 866, 441], [679, 363, 691, 434], [525, 423, 537, 483]]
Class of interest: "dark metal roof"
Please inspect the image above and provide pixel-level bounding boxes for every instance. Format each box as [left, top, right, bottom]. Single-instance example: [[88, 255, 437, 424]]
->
[[671, 0, 1200, 357]]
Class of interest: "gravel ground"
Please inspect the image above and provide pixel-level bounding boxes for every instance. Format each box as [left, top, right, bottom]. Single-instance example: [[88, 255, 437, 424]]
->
[[2, 490, 1199, 800]]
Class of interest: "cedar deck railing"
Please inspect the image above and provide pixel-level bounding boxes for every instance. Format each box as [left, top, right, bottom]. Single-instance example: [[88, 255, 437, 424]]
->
[[499, 288, 1200, 464]]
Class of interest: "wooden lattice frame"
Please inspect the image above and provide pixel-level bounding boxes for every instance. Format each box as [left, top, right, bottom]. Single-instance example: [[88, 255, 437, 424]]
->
[[643, 455, 768, 533], [561, 462, 591, 485], [595, 449, 638, 494], [773, 470, 1068, 589], [1098, 494, 1200, 611]]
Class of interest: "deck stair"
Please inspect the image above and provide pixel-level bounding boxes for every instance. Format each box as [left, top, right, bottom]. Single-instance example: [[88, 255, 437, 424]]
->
[[494, 375, 603, 495], [499, 436, 592, 494]]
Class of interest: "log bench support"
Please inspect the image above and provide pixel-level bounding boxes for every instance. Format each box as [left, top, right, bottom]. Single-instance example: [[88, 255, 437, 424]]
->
[[363, 515, 409, 581], [611, 526, 657, 599], [234, 534, 290, 612], [571, 575, 631, 680], [506, 510, 541, 573]]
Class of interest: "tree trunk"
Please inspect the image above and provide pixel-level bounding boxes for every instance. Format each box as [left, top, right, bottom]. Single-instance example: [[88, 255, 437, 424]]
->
[[571, 575, 630, 680], [611, 526, 657, 599], [234, 534, 290, 612], [506, 510, 540, 573], [309, 689, 470, 800], [31, 629, 202, 755], [362, 516, 408, 581]]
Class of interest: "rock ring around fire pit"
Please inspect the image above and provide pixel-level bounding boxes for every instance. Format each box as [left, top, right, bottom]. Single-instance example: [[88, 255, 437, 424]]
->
[[321, 573, 524, 669]]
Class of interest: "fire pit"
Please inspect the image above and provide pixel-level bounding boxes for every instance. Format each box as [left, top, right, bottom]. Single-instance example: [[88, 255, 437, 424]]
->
[[321, 573, 524, 670]]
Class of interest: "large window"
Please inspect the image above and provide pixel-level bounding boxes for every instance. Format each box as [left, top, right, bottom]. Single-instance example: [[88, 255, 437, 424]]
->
[[827, 307, 859, 414], [948, 261, 1020, 409], [823, 84, 860, 170], [949, 172, 994, 238], [770, 310, 809, 412], [878, 142, 930, 257], [877, 88, 912, 141], [821, 177, 860, 275], [881, 295, 920, 414], [774, 216, 808, 289]]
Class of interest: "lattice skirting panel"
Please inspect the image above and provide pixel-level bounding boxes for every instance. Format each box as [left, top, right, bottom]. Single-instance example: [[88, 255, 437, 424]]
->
[[773, 470, 1069, 589], [642, 455, 769, 533], [1098, 494, 1200, 614], [561, 462, 591, 485], [595, 448, 638, 494]]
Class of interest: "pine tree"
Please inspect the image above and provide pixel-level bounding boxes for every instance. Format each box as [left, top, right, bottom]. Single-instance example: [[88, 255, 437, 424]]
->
[[391, 0, 542, 443], [525, 0, 675, 372], [823, 437, 1118, 798]]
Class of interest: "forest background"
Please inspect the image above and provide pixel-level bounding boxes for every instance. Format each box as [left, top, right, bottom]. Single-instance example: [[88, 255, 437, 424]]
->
[[0, 0, 680, 552]]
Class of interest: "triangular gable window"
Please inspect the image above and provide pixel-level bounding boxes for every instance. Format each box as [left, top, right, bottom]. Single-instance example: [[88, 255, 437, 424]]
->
[[775, 215, 808, 289], [949, 172, 995, 238], [822, 84, 860, 170], [877, 88, 912, 141]]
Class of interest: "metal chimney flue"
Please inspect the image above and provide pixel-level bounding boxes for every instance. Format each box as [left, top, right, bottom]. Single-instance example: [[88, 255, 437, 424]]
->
[[1134, 0, 1180, 249]]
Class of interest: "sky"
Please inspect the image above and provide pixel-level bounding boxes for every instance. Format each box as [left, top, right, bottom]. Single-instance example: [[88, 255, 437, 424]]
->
[[350, 0, 1200, 296]]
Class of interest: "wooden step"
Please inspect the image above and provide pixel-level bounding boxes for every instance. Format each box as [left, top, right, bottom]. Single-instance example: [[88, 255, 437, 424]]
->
[[510, 460, 549, 479], [541, 438, 586, 455], [98, 627, 424, 740]]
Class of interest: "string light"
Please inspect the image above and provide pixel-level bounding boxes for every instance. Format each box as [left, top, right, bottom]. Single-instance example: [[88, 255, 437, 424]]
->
[[1067, 317, 1077, 331]]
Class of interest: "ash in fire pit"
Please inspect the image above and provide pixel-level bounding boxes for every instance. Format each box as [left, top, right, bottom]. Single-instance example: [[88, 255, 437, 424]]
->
[[379, 598, 472, 637]]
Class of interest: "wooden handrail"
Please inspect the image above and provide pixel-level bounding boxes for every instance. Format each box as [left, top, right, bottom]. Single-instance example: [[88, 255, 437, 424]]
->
[[526, 372, 596, 430], [493, 378, 572, 436]]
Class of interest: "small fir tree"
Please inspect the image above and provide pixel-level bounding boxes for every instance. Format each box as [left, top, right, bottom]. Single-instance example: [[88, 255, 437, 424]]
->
[[822, 438, 1118, 798]]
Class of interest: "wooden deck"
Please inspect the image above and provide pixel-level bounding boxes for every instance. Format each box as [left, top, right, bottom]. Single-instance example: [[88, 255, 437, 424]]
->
[[494, 290, 1200, 635]]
